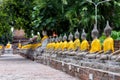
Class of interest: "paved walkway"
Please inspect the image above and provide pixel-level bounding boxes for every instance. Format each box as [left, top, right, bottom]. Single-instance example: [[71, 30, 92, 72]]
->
[[0, 54, 78, 80]]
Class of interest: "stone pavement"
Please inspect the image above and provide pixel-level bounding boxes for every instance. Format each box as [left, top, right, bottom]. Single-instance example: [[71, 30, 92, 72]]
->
[[0, 54, 79, 80]]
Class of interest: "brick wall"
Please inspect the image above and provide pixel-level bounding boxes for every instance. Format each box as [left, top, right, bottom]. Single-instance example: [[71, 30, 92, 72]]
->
[[35, 57, 120, 80]]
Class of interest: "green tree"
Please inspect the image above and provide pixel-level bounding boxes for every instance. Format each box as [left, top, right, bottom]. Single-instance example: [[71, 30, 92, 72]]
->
[[0, 0, 120, 45]]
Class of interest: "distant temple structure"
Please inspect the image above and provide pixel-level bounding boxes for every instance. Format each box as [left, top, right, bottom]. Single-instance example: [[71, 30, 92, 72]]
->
[[13, 29, 25, 38], [12, 29, 29, 49]]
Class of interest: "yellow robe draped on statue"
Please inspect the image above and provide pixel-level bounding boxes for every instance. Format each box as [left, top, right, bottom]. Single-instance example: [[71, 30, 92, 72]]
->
[[51, 42, 56, 50], [90, 39, 101, 53], [62, 41, 68, 51], [21, 36, 48, 49], [74, 39, 80, 51], [41, 36, 48, 43], [0, 46, 2, 49], [31, 35, 48, 50], [67, 40, 74, 51], [80, 40, 89, 51], [21, 44, 32, 49], [55, 42, 60, 50], [18, 43, 22, 49], [5, 43, 11, 49], [31, 43, 42, 50], [58, 41, 63, 50], [103, 37, 114, 53], [46, 43, 52, 50]]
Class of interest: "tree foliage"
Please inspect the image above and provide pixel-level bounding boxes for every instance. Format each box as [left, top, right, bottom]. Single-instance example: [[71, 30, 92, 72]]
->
[[0, 0, 120, 44]]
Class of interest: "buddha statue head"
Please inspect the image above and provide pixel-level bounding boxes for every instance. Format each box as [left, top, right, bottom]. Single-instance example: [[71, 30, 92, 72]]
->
[[68, 32, 73, 41], [42, 30, 47, 36], [75, 29, 80, 39], [104, 21, 112, 37], [91, 24, 99, 39], [50, 37, 54, 43], [55, 36, 59, 42], [81, 29, 87, 40], [49, 36, 52, 43], [59, 35, 62, 42], [63, 34, 67, 41]]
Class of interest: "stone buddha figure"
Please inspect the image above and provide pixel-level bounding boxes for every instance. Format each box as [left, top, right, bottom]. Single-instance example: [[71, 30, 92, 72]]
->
[[5, 41, 13, 54], [0, 45, 3, 55], [58, 35, 63, 51], [54, 36, 60, 53], [77, 29, 89, 58], [62, 34, 68, 52], [0, 45, 2, 49], [67, 33, 74, 51], [74, 29, 80, 52], [40, 30, 49, 50], [100, 21, 115, 60], [18, 40, 22, 49], [80, 29, 89, 52], [85, 24, 101, 59], [5, 42, 12, 49], [46, 36, 52, 52], [50, 37, 56, 53], [34, 30, 48, 58], [103, 21, 114, 53], [90, 24, 101, 54], [57, 35, 63, 54]]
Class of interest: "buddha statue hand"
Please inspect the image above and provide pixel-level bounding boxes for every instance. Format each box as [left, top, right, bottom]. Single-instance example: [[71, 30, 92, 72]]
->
[[115, 56, 120, 62]]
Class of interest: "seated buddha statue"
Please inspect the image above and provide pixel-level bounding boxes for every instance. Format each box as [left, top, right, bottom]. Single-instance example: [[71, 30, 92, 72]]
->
[[85, 24, 101, 59], [61, 34, 68, 54], [100, 21, 115, 60], [21, 35, 38, 49], [103, 21, 114, 53], [80, 29, 89, 52], [49, 37, 56, 54], [5, 42, 12, 49], [67, 33, 76, 55], [0, 45, 2, 49], [52, 37, 59, 54], [46, 36, 52, 53], [5, 42, 13, 54], [67, 33, 74, 51], [18, 40, 22, 49], [57, 35, 63, 54], [0, 45, 3, 55], [34, 30, 49, 57], [62, 34, 68, 51], [77, 29, 89, 57], [74, 29, 80, 52]]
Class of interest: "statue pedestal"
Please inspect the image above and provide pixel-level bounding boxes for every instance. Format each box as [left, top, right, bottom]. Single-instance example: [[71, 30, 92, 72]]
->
[[4, 48, 13, 54]]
